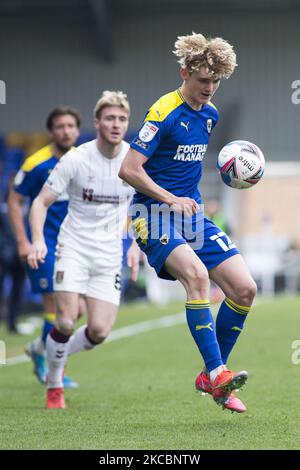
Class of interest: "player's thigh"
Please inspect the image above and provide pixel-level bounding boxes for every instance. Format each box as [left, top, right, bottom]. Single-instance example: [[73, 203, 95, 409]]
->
[[209, 254, 257, 305], [133, 213, 204, 282], [86, 297, 118, 335], [164, 244, 209, 287], [55, 291, 80, 322], [78, 295, 87, 317]]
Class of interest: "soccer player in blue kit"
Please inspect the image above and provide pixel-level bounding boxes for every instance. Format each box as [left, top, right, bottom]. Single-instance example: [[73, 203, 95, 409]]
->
[[8, 107, 81, 388], [119, 33, 257, 413]]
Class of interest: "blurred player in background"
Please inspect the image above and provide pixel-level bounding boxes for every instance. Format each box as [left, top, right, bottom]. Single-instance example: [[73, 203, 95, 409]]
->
[[28, 91, 140, 409], [119, 33, 257, 413], [8, 107, 81, 388]]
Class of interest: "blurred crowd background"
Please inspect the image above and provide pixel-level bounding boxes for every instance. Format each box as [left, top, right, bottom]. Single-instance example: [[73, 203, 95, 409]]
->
[[1, 0, 300, 333]]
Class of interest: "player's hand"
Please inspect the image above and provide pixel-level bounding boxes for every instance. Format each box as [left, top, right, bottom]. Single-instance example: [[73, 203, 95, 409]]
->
[[17, 239, 33, 262], [27, 239, 48, 270], [127, 239, 140, 282], [170, 197, 199, 217]]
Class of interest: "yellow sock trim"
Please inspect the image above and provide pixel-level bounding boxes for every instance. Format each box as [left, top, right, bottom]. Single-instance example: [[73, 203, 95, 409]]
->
[[44, 312, 56, 324], [225, 298, 250, 315], [186, 299, 210, 310]]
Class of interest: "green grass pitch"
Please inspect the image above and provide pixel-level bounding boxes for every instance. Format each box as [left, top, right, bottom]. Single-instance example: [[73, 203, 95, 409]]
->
[[1, 296, 300, 450]]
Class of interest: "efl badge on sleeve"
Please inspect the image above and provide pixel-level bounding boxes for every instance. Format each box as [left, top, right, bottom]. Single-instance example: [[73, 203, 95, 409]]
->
[[207, 119, 212, 134], [139, 122, 159, 142]]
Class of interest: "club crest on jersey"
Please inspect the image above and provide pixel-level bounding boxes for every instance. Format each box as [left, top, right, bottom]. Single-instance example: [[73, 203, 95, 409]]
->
[[207, 119, 212, 134], [139, 122, 159, 142], [159, 234, 169, 245]]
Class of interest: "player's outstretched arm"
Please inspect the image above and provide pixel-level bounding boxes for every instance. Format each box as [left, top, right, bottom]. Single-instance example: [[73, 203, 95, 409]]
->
[[7, 189, 32, 261], [27, 187, 58, 269], [119, 148, 199, 216]]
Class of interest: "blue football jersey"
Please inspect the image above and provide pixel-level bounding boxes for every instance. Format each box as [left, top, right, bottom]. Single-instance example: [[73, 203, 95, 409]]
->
[[14, 145, 68, 245], [130, 88, 218, 207]]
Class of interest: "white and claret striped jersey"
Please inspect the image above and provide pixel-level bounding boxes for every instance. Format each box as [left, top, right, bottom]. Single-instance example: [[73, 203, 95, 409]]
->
[[130, 89, 219, 207], [45, 140, 134, 255]]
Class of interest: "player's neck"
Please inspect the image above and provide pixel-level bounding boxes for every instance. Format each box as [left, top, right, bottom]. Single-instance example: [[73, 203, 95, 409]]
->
[[50, 143, 68, 159], [180, 85, 203, 111], [96, 138, 122, 159]]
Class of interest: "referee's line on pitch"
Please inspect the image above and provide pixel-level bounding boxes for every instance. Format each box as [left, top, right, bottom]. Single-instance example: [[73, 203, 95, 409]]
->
[[5, 311, 186, 366]]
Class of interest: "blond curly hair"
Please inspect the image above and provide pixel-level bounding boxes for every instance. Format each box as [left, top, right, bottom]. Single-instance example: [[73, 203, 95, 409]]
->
[[173, 32, 237, 79], [94, 90, 130, 119]]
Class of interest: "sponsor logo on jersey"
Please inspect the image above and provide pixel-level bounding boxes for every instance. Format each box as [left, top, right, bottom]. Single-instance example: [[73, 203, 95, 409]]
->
[[207, 118, 212, 133], [180, 121, 189, 132], [82, 187, 128, 204], [83, 188, 94, 202], [139, 122, 159, 142], [132, 137, 150, 151], [173, 144, 208, 162]]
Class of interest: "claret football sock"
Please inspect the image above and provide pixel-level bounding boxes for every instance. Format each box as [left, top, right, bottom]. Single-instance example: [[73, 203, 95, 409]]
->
[[185, 300, 223, 372], [216, 297, 250, 365]]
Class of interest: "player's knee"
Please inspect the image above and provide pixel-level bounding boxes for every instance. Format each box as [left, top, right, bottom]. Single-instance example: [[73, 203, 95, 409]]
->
[[88, 327, 109, 345], [186, 265, 209, 289], [236, 280, 257, 306], [56, 316, 75, 336], [179, 264, 209, 299]]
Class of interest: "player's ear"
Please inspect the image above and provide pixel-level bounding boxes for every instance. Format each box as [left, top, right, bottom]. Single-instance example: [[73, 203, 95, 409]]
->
[[180, 67, 189, 81], [93, 117, 99, 129], [75, 127, 80, 139]]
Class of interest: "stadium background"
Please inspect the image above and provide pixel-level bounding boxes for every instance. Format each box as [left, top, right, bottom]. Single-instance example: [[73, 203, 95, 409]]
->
[[1, 0, 300, 451]]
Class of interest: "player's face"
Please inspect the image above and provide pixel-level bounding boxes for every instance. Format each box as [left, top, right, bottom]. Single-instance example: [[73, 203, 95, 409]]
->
[[94, 106, 129, 145], [50, 115, 80, 152], [181, 66, 220, 106]]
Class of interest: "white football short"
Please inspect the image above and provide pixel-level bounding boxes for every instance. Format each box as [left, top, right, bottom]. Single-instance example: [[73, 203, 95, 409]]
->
[[53, 243, 122, 306]]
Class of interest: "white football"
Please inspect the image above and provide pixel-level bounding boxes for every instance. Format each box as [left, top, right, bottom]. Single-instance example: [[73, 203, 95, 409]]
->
[[217, 140, 265, 189]]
